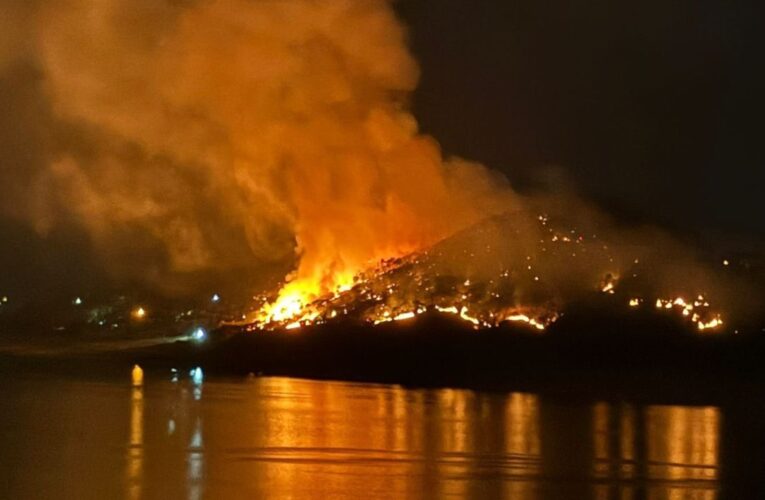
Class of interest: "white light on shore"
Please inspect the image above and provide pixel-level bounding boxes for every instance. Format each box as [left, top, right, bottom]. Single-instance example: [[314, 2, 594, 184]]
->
[[191, 327, 207, 342]]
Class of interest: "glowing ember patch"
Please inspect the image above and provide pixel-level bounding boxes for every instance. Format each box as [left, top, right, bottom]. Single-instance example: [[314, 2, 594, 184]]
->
[[601, 283, 615, 293], [393, 311, 416, 321], [459, 307, 481, 326], [285, 321, 302, 330], [651, 295, 724, 332], [436, 306, 459, 315], [629, 298, 641, 307], [698, 316, 723, 331], [502, 314, 546, 331]]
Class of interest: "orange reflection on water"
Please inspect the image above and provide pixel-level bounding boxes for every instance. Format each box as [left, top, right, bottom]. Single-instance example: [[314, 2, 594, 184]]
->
[[0, 372, 730, 499], [505, 392, 541, 500], [127, 385, 143, 500], [113, 376, 721, 500]]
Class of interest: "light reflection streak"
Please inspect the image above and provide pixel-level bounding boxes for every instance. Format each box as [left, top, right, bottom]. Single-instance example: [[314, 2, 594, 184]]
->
[[127, 383, 143, 500], [187, 417, 204, 500], [504, 393, 541, 499]]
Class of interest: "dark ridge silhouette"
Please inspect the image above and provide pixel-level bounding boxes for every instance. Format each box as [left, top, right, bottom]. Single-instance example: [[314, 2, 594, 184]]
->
[[0, 307, 751, 405]]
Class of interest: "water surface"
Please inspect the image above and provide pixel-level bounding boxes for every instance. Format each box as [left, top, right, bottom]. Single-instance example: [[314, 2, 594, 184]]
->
[[3, 369, 754, 499]]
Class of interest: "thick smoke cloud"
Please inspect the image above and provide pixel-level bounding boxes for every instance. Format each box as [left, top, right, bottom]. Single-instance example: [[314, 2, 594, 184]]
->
[[12, 0, 512, 297]]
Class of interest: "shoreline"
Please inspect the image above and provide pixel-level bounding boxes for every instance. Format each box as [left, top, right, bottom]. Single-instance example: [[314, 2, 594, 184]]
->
[[3, 312, 764, 405]]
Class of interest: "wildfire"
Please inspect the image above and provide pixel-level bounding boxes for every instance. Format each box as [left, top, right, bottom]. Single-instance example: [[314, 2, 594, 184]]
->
[[240, 254, 556, 333], [237, 215, 727, 336]]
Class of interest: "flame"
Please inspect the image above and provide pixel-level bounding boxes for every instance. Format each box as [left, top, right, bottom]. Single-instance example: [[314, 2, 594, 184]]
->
[[500, 314, 547, 331], [393, 311, 416, 321], [648, 296, 723, 332], [697, 315, 723, 331], [436, 306, 460, 315], [459, 307, 481, 328], [258, 287, 316, 325]]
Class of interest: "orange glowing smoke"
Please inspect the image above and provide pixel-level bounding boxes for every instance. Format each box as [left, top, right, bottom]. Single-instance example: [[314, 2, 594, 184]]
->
[[36, 0, 514, 300]]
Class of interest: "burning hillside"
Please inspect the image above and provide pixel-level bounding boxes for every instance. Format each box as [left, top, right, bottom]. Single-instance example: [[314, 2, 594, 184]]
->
[[242, 211, 728, 334], [1, 0, 752, 339]]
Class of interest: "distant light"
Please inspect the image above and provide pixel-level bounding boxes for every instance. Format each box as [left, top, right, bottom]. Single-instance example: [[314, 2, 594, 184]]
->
[[131, 306, 147, 320], [73, 297, 83, 306], [191, 326, 207, 342], [170, 368, 179, 383], [723, 259, 730, 266], [190, 367, 204, 385], [1, 296, 8, 303], [132, 365, 144, 387], [211, 293, 221, 303]]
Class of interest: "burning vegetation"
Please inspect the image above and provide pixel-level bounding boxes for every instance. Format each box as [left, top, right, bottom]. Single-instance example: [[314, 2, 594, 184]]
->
[[241, 212, 728, 335], [1, 0, 753, 341]]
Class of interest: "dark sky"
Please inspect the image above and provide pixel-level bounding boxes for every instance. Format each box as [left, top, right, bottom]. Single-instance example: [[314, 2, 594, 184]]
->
[[396, 0, 765, 238]]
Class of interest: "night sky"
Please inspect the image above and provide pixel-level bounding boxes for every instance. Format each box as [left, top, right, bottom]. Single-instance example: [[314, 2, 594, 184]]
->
[[397, 0, 764, 237]]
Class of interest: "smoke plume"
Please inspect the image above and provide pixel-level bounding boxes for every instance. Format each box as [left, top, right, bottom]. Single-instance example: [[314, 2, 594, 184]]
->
[[24, 0, 513, 297]]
